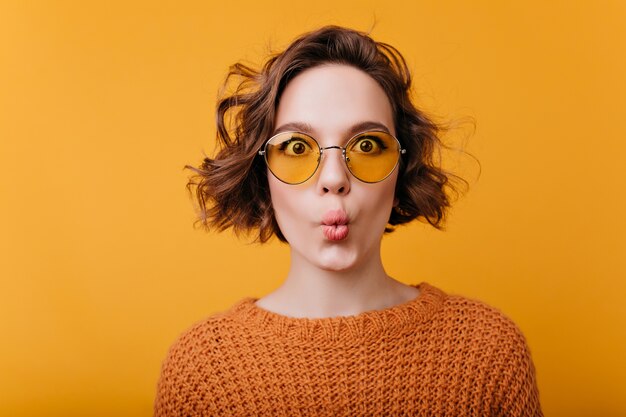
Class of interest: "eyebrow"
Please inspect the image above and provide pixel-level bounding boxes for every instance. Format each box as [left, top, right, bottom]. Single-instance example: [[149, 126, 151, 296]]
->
[[272, 121, 392, 137]]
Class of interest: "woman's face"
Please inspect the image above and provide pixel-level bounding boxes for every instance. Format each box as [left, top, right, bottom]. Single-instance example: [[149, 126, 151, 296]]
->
[[268, 64, 399, 271]]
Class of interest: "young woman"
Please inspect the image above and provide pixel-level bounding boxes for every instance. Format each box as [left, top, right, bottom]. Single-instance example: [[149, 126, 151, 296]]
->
[[154, 26, 543, 416]]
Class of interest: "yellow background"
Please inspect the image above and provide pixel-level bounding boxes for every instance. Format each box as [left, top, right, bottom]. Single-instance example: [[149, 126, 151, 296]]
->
[[1, 1, 625, 416]]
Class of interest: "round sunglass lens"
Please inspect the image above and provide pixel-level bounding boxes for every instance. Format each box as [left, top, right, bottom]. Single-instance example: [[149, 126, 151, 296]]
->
[[345, 132, 401, 182], [265, 133, 320, 184]]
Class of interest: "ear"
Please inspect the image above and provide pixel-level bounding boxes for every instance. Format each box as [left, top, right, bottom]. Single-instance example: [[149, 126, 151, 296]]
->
[[393, 197, 399, 207]]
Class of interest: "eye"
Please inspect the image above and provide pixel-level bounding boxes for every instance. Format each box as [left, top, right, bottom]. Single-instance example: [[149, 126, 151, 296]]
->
[[278, 137, 314, 156], [291, 141, 306, 154], [350, 135, 387, 155], [359, 139, 374, 152]]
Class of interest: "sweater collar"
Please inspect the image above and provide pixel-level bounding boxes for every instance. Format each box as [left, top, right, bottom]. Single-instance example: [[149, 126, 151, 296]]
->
[[229, 282, 446, 343]]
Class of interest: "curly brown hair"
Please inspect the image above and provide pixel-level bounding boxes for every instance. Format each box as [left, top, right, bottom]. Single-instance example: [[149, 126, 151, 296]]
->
[[185, 25, 468, 243]]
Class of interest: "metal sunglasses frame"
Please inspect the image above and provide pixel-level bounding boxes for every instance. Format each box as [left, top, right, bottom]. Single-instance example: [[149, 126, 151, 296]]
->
[[258, 130, 407, 185]]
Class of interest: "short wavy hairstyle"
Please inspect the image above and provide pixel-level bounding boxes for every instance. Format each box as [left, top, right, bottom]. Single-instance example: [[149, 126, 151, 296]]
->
[[185, 25, 467, 243]]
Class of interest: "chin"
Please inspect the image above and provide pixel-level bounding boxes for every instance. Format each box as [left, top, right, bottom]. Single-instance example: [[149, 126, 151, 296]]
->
[[317, 261, 354, 272], [313, 247, 360, 272]]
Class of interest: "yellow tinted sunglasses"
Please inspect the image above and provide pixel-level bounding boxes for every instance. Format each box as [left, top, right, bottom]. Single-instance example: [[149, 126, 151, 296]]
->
[[258, 130, 406, 185]]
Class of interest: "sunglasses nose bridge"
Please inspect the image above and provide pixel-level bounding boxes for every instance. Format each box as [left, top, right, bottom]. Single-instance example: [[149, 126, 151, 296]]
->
[[320, 145, 344, 152], [319, 145, 348, 164]]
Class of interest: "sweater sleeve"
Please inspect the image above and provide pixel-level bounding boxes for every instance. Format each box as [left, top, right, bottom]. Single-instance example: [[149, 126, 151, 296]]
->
[[153, 321, 222, 417], [491, 316, 543, 417], [153, 333, 197, 417]]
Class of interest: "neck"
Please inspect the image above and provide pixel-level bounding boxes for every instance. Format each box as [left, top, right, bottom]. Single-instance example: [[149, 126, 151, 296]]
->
[[258, 246, 417, 318]]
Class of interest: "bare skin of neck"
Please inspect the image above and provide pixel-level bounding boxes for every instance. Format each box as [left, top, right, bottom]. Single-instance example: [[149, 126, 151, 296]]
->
[[255, 246, 420, 319]]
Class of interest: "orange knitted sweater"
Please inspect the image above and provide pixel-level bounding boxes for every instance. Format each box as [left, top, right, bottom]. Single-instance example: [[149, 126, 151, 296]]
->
[[154, 282, 542, 416]]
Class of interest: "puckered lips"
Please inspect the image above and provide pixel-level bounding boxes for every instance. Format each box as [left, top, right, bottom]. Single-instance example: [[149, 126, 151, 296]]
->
[[321, 209, 349, 241]]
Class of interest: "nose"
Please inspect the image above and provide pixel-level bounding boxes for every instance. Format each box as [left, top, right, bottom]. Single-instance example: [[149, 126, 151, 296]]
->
[[316, 147, 351, 195]]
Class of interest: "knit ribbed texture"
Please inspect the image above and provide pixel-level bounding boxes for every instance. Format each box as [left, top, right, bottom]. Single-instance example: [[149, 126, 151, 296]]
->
[[154, 282, 542, 416]]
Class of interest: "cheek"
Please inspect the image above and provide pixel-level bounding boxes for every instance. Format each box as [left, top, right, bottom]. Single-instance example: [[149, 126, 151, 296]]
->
[[268, 175, 302, 236], [365, 174, 398, 224], [268, 176, 288, 217]]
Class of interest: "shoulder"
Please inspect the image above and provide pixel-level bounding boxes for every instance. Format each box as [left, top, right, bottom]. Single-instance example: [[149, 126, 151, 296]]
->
[[425, 285, 538, 381], [159, 301, 245, 367], [436, 289, 532, 347]]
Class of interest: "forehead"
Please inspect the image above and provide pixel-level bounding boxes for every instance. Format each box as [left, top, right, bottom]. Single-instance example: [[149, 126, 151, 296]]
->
[[274, 64, 395, 138]]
